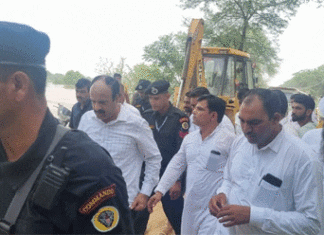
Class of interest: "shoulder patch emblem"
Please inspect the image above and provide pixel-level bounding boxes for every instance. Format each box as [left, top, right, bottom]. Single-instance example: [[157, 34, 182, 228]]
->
[[179, 117, 189, 123], [182, 122, 189, 130], [79, 184, 116, 215], [92, 206, 119, 232]]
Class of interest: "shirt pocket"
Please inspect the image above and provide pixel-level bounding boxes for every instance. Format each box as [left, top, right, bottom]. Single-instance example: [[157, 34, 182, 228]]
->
[[252, 178, 280, 209], [206, 150, 226, 172]]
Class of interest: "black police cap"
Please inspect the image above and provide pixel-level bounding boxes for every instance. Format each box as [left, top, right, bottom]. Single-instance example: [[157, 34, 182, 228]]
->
[[135, 79, 151, 91], [145, 80, 170, 95], [0, 21, 50, 68]]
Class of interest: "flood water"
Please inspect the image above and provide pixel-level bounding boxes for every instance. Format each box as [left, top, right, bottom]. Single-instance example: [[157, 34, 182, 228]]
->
[[46, 83, 76, 118]]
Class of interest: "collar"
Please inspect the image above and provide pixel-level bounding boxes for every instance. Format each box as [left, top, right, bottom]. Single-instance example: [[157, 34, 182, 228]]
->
[[302, 121, 316, 128], [200, 124, 221, 141], [116, 104, 129, 122], [256, 129, 283, 153]]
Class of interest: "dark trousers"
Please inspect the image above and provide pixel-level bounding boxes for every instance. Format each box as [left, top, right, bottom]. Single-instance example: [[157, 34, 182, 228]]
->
[[131, 193, 184, 235], [131, 209, 150, 235], [131, 163, 152, 235], [161, 191, 184, 235], [137, 163, 185, 235]]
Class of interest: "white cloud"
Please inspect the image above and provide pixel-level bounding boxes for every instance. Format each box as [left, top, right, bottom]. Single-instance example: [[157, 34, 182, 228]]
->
[[0, 0, 203, 77], [1, 0, 323, 89]]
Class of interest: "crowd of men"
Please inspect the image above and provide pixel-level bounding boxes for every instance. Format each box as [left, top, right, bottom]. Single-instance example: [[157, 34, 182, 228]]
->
[[0, 21, 323, 235]]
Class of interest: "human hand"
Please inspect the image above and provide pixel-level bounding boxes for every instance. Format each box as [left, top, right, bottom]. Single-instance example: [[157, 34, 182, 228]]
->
[[169, 181, 181, 200], [209, 193, 227, 216], [217, 205, 250, 227], [130, 193, 149, 211], [147, 191, 163, 213]]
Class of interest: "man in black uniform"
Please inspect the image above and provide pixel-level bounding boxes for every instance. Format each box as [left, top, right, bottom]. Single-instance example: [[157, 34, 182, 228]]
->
[[0, 22, 133, 234], [142, 80, 189, 234], [133, 79, 152, 116], [69, 78, 92, 129]]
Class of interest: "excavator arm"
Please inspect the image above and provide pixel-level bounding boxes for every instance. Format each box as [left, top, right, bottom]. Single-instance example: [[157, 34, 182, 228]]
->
[[176, 19, 206, 110]]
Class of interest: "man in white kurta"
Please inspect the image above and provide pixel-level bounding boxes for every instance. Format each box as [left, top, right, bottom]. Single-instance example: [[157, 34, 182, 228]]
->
[[209, 89, 323, 234], [148, 94, 235, 234]]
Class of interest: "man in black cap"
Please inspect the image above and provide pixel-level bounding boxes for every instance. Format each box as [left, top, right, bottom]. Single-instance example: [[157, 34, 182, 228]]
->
[[142, 80, 189, 235], [132, 79, 152, 116], [0, 22, 133, 234]]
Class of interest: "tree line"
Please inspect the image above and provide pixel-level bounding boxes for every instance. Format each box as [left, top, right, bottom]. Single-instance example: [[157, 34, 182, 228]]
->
[[282, 64, 324, 101]]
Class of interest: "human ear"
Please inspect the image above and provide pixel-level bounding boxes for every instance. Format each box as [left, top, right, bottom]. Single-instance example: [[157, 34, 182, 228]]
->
[[271, 112, 281, 124], [306, 109, 312, 117], [8, 71, 30, 102], [212, 112, 218, 123]]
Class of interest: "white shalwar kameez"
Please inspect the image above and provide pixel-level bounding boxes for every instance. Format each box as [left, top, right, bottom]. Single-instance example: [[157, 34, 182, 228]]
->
[[155, 125, 235, 235], [217, 130, 323, 234]]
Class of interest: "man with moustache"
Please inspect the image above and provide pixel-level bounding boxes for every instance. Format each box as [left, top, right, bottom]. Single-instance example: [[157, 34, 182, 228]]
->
[[78, 76, 161, 234], [183, 91, 192, 116], [209, 88, 323, 234], [69, 78, 92, 129], [142, 80, 189, 234]]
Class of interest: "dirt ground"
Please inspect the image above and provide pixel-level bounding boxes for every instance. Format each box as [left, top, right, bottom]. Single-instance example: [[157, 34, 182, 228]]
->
[[144, 202, 175, 235]]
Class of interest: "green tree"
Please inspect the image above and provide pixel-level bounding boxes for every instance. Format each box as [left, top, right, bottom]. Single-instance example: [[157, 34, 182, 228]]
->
[[47, 71, 64, 84], [180, 0, 322, 82], [181, 0, 320, 50], [47, 70, 88, 86], [125, 62, 184, 102], [143, 32, 187, 86], [282, 65, 324, 99], [204, 21, 280, 83], [63, 70, 84, 85], [125, 63, 164, 93]]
